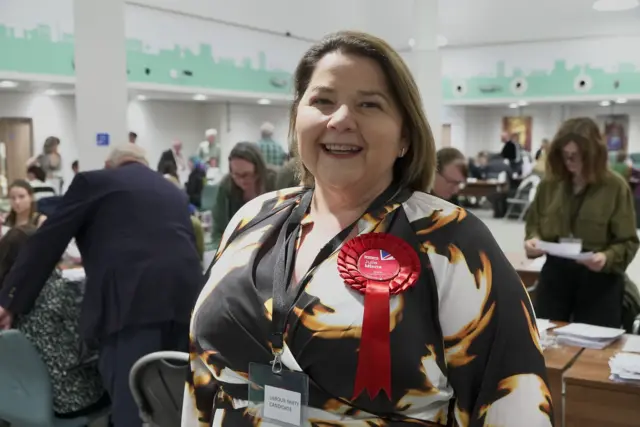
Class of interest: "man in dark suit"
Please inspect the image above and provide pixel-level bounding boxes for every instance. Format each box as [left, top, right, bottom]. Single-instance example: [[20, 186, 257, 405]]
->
[[157, 139, 189, 184], [0, 144, 203, 426]]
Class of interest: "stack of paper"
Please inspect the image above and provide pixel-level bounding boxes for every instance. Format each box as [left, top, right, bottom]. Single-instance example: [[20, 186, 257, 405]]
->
[[553, 323, 625, 349], [610, 352, 640, 383], [536, 318, 557, 332], [536, 241, 593, 261]]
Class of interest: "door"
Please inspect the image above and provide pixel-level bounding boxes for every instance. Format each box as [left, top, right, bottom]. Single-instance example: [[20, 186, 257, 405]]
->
[[0, 118, 34, 186], [441, 124, 452, 148]]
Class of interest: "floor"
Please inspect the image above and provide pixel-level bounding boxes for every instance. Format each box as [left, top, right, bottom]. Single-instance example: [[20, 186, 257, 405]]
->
[[472, 209, 640, 289]]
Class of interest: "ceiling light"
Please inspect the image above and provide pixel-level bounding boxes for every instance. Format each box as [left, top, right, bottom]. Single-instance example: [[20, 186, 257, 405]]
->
[[137, 95, 147, 101], [44, 89, 58, 96], [509, 103, 519, 109], [600, 100, 611, 106], [193, 94, 207, 101], [518, 100, 529, 106], [593, 0, 639, 11], [0, 80, 18, 88], [616, 98, 628, 104], [257, 98, 271, 105], [437, 35, 448, 48]]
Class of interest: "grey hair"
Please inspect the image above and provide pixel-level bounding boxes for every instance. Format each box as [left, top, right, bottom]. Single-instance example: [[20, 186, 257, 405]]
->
[[106, 143, 148, 168]]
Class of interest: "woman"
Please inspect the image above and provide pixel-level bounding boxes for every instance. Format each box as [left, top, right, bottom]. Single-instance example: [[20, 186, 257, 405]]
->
[[184, 32, 552, 427], [525, 117, 638, 327], [211, 142, 277, 247], [0, 226, 107, 417], [28, 136, 63, 193], [186, 156, 206, 208], [4, 180, 47, 228]]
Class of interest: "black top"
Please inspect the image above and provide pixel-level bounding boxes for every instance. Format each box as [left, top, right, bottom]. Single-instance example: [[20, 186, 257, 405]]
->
[[183, 187, 553, 426]]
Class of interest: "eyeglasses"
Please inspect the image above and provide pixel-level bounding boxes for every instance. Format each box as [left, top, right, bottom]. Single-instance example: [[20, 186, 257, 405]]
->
[[231, 171, 255, 180], [438, 172, 464, 187]]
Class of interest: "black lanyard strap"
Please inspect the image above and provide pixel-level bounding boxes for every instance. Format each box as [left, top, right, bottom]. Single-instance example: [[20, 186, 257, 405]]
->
[[270, 183, 404, 358]]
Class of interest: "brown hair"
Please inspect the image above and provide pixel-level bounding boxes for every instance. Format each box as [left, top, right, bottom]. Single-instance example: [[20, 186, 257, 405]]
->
[[546, 117, 608, 183], [228, 142, 270, 193], [437, 147, 466, 171], [288, 31, 436, 192], [0, 225, 36, 293], [6, 180, 37, 227]]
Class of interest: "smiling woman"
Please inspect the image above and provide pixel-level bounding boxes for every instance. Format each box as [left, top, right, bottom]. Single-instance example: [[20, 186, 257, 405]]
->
[[184, 31, 553, 427]]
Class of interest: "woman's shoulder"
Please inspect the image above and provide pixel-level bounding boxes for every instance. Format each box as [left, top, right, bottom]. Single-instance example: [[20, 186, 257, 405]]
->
[[402, 191, 465, 222], [602, 168, 631, 190], [228, 187, 305, 225]]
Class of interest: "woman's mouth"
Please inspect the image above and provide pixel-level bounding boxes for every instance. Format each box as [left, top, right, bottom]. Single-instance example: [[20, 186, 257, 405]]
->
[[321, 144, 363, 156]]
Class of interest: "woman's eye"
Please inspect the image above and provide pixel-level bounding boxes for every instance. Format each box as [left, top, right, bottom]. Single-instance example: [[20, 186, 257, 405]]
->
[[310, 97, 332, 106], [360, 101, 381, 109]]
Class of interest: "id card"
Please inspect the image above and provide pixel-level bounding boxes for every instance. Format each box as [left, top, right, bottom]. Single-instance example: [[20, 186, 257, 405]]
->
[[248, 362, 309, 427]]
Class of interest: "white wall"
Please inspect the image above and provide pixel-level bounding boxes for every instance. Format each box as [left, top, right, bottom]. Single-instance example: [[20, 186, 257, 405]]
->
[[0, 92, 293, 184], [459, 104, 640, 155]]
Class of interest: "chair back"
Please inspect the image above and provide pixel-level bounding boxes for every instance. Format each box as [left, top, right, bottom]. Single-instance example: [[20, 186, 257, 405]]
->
[[129, 351, 189, 427], [0, 330, 54, 426]]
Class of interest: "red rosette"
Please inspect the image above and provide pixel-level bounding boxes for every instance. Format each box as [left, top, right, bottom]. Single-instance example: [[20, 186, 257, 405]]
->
[[337, 233, 420, 401]]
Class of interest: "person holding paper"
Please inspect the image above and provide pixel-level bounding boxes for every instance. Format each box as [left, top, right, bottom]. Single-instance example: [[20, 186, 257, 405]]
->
[[183, 31, 553, 427], [525, 117, 639, 327]]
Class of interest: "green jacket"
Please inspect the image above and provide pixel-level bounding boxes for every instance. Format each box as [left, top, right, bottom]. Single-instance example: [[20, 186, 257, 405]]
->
[[525, 170, 639, 274], [212, 169, 277, 247]]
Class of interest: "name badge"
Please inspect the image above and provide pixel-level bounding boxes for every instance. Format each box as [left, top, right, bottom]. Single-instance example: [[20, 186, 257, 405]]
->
[[248, 362, 309, 426]]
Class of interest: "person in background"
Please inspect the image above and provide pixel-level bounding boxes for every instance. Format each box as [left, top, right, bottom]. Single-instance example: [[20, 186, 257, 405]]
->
[[4, 180, 47, 228], [198, 129, 221, 168], [535, 138, 550, 161], [525, 117, 639, 327], [186, 156, 206, 209], [500, 132, 522, 175], [27, 165, 57, 200], [128, 132, 138, 144], [1, 225, 108, 418], [275, 151, 300, 190], [468, 151, 489, 180], [533, 139, 550, 176], [211, 142, 276, 247], [184, 30, 552, 427], [71, 160, 79, 176], [159, 158, 181, 188], [28, 136, 64, 194], [158, 140, 189, 184], [612, 151, 632, 181], [164, 175, 206, 262], [257, 121, 286, 167], [0, 144, 203, 427], [432, 147, 466, 202]]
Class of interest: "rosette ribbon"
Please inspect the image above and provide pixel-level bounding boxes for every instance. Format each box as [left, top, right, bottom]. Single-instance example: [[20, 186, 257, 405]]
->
[[337, 233, 420, 400]]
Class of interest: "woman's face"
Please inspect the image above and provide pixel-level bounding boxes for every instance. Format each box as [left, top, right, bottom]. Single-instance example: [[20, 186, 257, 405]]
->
[[562, 141, 582, 176], [230, 158, 257, 192], [295, 52, 406, 192], [9, 187, 32, 214]]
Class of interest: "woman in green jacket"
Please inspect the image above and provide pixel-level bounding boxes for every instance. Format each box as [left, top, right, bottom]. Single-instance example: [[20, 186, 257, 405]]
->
[[212, 142, 276, 248]]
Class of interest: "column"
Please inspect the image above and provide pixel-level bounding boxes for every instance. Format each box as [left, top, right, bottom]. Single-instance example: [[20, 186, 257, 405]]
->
[[357, 0, 442, 147], [73, 0, 128, 171]]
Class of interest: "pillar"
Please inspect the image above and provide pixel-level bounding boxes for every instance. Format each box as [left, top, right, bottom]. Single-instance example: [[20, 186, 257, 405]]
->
[[358, 0, 442, 147], [73, 0, 128, 171]]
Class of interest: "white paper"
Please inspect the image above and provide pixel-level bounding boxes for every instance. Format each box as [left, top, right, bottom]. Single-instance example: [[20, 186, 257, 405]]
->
[[537, 241, 583, 258], [554, 323, 626, 340], [263, 385, 301, 426], [610, 352, 640, 383], [622, 336, 640, 354], [536, 318, 557, 332]]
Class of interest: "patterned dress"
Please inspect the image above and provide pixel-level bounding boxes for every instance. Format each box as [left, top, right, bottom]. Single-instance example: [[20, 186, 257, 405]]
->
[[183, 188, 553, 426], [14, 271, 105, 415]]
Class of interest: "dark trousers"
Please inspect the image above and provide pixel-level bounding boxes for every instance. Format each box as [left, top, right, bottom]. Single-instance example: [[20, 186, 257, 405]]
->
[[98, 322, 189, 427], [535, 256, 624, 327]]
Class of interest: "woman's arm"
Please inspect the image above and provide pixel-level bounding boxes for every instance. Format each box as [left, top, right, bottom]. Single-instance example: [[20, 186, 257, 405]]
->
[[603, 182, 639, 274], [432, 214, 553, 426], [37, 214, 47, 228], [524, 180, 547, 240]]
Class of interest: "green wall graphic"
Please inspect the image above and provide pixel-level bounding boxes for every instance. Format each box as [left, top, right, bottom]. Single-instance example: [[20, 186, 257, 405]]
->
[[2, 24, 640, 100]]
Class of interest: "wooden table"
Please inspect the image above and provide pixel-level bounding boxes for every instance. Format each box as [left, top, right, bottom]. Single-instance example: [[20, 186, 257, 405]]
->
[[459, 180, 508, 198], [506, 252, 542, 299], [564, 336, 640, 427], [542, 323, 583, 427]]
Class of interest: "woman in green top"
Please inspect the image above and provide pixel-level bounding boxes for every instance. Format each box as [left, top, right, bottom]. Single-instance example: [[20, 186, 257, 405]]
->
[[525, 117, 639, 327], [212, 142, 277, 247]]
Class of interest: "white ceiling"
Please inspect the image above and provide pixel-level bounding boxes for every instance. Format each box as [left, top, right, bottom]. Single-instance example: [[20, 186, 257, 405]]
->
[[129, 0, 640, 47]]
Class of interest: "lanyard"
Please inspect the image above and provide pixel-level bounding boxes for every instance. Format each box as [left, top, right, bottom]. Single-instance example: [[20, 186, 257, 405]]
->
[[270, 183, 402, 372], [569, 185, 589, 236]]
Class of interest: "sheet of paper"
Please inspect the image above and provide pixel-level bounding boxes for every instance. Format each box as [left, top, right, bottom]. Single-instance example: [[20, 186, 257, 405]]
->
[[537, 241, 582, 257], [554, 323, 626, 340], [622, 336, 640, 354], [536, 318, 557, 331]]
